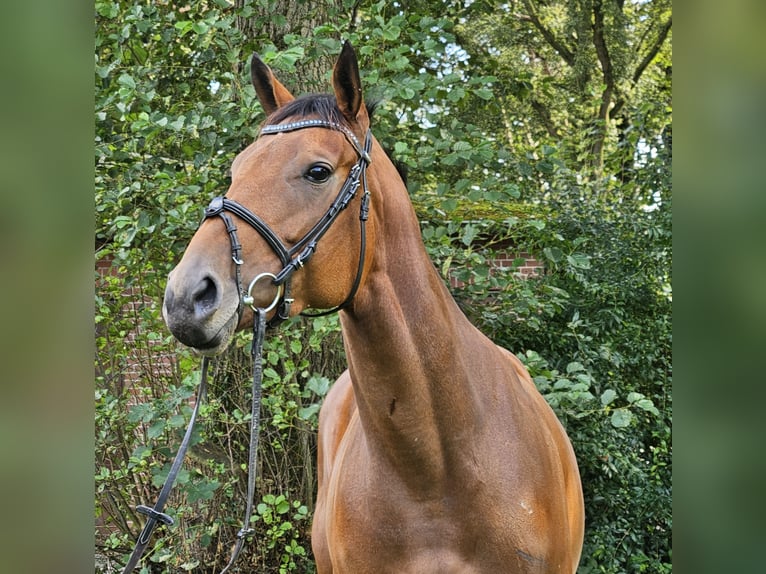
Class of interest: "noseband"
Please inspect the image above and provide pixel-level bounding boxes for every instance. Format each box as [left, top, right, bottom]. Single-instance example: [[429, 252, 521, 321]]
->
[[203, 119, 373, 327]]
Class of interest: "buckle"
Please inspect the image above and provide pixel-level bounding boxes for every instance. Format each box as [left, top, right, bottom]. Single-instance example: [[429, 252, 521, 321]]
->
[[136, 504, 174, 526], [204, 196, 225, 217]]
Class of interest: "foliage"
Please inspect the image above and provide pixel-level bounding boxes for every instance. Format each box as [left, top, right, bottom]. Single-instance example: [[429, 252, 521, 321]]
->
[[96, 0, 671, 572]]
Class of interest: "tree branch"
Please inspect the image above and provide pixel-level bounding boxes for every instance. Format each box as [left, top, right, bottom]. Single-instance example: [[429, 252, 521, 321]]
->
[[590, 0, 616, 172], [520, 0, 576, 67], [612, 15, 672, 119], [632, 16, 672, 85], [592, 0, 615, 98], [530, 99, 561, 140]]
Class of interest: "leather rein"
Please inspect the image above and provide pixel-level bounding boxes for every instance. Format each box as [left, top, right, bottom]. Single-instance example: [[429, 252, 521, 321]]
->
[[122, 119, 373, 573]]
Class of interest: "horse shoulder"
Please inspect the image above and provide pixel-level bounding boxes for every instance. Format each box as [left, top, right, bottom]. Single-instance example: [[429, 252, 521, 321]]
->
[[494, 346, 585, 569], [317, 370, 356, 480], [313, 370, 358, 574]]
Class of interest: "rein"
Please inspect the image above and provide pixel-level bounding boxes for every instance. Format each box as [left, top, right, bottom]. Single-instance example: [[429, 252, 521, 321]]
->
[[120, 357, 210, 573], [121, 309, 268, 574], [122, 118, 372, 573]]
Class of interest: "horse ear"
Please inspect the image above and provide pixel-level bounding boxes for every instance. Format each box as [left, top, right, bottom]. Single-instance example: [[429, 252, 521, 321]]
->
[[332, 41, 363, 123], [250, 53, 295, 115]]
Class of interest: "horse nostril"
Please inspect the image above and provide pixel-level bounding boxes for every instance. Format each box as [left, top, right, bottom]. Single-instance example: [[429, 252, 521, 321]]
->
[[192, 276, 220, 319]]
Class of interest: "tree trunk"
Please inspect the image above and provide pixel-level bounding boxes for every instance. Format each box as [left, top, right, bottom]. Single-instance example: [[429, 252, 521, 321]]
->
[[236, 0, 344, 94]]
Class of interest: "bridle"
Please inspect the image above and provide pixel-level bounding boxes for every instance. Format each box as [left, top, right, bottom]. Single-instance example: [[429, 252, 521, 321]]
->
[[203, 118, 373, 327], [122, 118, 373, 574]]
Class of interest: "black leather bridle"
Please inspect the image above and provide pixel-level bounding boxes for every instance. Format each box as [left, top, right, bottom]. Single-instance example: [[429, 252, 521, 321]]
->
[[203, 118, 373, 327]]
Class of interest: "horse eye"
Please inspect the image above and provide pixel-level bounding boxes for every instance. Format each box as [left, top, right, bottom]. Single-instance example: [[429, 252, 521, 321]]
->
[[305, 164, 332, 184]]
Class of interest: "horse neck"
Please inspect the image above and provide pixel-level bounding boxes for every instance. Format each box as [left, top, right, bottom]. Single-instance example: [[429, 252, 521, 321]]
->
[[338, 152, 495, 491]]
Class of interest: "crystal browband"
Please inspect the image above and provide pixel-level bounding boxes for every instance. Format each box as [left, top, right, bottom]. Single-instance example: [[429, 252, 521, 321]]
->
[[261, 119, 370, 163]]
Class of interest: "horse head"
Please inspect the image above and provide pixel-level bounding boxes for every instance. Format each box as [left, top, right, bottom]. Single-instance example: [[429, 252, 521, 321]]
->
[[163, 42, 374, 354]]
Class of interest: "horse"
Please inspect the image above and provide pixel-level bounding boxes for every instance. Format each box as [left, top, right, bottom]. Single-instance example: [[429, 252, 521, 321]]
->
[[162, 41, 584, 573]]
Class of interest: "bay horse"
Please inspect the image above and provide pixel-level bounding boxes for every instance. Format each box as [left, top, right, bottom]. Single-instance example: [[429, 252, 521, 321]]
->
[[163, 41, 584, 573]]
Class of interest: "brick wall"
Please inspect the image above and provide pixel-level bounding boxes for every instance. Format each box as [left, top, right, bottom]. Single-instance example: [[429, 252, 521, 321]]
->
[[97, 247, 543, 383], [96, 252, 177, 389], [447, 250, 544, 289]]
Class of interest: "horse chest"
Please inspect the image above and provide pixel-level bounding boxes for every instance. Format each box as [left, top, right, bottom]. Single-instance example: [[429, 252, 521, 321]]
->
[[315, 397, 575, 573], [320, 431, 518, 572]]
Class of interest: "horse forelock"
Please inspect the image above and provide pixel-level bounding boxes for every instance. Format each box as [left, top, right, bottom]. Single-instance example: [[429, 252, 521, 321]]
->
[[265, 93, 350, 129]]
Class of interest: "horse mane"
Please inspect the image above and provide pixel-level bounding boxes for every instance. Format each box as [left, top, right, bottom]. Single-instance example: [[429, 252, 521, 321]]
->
[[265, 94, 408, 188]]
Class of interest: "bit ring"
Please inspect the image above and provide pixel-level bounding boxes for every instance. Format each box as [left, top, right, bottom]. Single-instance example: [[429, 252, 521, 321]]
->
[[243, 272, 284, 312]]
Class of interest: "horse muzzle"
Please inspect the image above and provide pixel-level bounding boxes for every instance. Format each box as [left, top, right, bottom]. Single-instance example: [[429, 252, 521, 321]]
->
[[162, 266, 240, 354]]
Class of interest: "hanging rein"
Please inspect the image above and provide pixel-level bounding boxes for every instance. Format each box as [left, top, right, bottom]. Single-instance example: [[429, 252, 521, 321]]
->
[[122, 120, 372, 573]]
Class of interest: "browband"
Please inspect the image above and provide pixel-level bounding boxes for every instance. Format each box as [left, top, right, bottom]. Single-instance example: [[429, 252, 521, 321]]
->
[[261, 119, 371, 164]]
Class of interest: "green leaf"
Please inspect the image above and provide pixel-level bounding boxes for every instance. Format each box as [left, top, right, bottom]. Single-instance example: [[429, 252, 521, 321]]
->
[[567, 253, 591, 269], [452, 141, 472, 152], [169, 414, 187, 428], [276, 498, 291, 514], [127, 403, 154, 424], [298, 404, 320, 421], [307, 375, 330, 396], [290, 339, 303, 354], [600, 389, 617, 406], [116, 73, 136, 90], [461, 224, 478, 246], [263, 367, 280, 381], [634, 398, 660, 416], [174, 21, 193, 36], [147, 420, 165, 440], [544, 247, 563, 263], [566, 361, 585, 374], [610, 409, 633, 428], [381, 26, 401, 41], [130, 445, 151, 462], [192, 21, 209, 34], [96, 2, 119, 18], [186, 479, 220, 503], [553, 378, 572, 390]]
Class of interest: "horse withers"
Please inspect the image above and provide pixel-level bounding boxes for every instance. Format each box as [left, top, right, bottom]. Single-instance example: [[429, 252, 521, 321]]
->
[[163, 41, 584, 573]]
